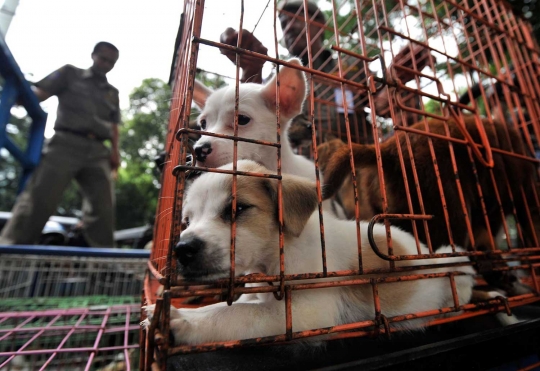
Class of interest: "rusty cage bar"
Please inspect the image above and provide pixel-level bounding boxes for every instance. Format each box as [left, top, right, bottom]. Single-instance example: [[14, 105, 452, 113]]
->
[[142, 0, 540, 369]]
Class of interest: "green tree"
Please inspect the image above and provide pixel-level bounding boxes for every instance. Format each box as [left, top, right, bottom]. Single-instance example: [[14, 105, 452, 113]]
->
[[0, 114, 30, 211], [115, 78, 171, 230], [115, 73, 229, 230]]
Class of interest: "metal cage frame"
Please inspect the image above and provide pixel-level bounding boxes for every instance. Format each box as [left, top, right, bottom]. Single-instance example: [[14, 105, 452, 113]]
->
[[142, 0, 540, 369]]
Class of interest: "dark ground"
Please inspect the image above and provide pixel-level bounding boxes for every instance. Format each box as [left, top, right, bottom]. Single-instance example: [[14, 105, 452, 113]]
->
[[166, 305, 540, 371]]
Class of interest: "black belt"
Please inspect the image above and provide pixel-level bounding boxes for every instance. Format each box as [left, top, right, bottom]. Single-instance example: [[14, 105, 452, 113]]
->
[[56, 128, 107, 141]]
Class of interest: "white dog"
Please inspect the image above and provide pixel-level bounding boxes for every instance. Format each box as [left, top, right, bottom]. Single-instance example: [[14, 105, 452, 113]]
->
[[142, 160, 476, 345], [192, 59, 347, 217], [192, 59, 314, 179]]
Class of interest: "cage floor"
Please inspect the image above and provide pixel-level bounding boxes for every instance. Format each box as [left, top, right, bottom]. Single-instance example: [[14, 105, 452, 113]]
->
[[166, 306, 540, 371], [0, 304, 140, 371]]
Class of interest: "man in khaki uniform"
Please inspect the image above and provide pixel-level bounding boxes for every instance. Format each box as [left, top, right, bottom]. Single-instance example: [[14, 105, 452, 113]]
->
[[0, 41, 121, 247]]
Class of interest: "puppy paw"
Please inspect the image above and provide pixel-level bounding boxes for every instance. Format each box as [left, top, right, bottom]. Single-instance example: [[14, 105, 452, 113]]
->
[[140, 304, 183, 329], [496, 312, 522, 326], [140, 304, 156, 328], [483, 291, 523, 326], [140, 318, 151, 329]]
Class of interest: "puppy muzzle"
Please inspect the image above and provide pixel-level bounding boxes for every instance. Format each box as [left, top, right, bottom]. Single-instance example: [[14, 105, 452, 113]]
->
[[175, 236, 226, 280], [194, 142, 212, 163], [175, 237, 205, 267]]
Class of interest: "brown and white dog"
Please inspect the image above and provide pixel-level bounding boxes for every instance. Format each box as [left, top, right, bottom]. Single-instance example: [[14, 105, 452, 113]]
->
[[142, 160, 475, 345], [320, 116, 539, 295]]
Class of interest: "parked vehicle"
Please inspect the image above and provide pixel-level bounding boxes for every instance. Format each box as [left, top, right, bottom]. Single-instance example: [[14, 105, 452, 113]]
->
[[114, 224, 153, 249], [0, 211, 87, 246], [1, 211, 155, 248]]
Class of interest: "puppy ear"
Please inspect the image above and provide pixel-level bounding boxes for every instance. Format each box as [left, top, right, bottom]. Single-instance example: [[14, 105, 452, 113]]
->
[[263, 174, 318, 237], [192, 80, 213, 108], [261, 58, 307, 120]]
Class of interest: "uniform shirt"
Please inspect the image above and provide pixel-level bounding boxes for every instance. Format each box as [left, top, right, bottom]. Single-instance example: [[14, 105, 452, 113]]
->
[[35, 65, 120, 140]]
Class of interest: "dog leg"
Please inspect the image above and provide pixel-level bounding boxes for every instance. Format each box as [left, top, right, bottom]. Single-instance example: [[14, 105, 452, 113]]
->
[[469, 291, 522, 326], [144, 290, 340, 345], [161, 300, 286, 345], [140, 304, 184, 329], [483, 291, 522, 325]]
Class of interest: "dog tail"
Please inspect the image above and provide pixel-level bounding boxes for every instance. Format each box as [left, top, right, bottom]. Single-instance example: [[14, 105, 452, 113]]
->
[[322, 143, 377, 200]]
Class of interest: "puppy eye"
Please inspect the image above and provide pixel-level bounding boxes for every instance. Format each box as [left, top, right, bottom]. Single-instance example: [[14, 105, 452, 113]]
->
[[222, 203, 252, 222], [181, 217, 190, 230], [199, 119, 207, 130], [236, 203, 251, 216], [237, 115, 251, 126]]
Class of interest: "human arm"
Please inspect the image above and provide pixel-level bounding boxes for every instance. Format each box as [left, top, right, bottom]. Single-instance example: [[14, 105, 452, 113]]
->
[[30, 86, 53, 102], [110, 123, 120, 172], [373, 44, 434, 116], [219, 28, 268, 83], [32, 65, 72, 102]]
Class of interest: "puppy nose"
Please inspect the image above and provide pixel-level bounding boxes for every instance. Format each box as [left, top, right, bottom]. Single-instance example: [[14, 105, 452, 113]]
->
[[194, 142, 212, 163], [175, 237, 205, 266]]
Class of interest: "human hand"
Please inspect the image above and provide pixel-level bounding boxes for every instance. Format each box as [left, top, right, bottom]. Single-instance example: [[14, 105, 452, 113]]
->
[[220, 28, 268, 81], [110, 150, 120, 172], [390, 43, 434, 84]]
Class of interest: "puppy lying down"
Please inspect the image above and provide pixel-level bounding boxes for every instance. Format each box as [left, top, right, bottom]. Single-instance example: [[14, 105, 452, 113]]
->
[[142, 160, 475, 346]]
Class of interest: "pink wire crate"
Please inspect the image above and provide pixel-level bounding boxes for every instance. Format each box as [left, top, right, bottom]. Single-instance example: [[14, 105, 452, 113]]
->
[[0, 305, 140, 371]]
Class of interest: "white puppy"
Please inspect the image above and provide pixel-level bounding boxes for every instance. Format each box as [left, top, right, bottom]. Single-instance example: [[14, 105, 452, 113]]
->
[[192, 59, 314, 179], [192, 59, 346, 217], [142, 160, 476, 346]]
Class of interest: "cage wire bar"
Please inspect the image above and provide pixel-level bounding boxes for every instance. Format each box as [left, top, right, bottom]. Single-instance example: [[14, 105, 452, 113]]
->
[[0, 305, 140, 371], [0, 247, 147, 370], [143, 0, 540, 368], [0, 250, 147, 300]]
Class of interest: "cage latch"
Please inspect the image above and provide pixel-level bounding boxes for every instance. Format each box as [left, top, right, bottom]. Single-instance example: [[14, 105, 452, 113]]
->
[[494, 295, 513, 317], [374, 313, 392, 339]]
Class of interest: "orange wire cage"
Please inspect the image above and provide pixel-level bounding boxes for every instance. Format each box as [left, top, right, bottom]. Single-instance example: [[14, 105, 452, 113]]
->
[[142, 0, 540, 369]]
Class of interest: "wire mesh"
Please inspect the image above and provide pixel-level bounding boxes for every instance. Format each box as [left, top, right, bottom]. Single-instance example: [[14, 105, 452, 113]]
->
[[0, 254, 147, 299], [0, 248, 147, 370], [144, 0, 540, 368], [0, 305, 140, 371]]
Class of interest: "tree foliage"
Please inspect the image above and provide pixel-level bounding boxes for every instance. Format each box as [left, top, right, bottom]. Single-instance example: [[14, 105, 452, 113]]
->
[[319, 0, 539, 64], [0, 114, 30, 211], [115, 78, 171, 230], [508, 0, 539, 41]]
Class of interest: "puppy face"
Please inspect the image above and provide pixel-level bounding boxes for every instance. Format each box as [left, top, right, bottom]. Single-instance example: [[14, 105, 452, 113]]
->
[[192, 59, 307, 171], [177, 160, 317, 281]]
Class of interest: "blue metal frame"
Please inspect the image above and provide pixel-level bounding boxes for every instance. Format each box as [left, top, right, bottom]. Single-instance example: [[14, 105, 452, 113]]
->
[[0, 35, 47, 192], [0, 244, 151, 258]]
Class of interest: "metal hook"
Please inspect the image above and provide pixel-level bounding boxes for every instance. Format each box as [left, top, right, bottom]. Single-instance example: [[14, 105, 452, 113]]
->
[[495, 295, 513, 317], [367, 214, 434, 261], [375, 313, 392, 339], [171, 139, 202, 179]]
